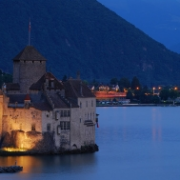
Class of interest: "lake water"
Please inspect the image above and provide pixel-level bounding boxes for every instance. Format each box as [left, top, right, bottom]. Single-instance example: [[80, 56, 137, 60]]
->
[[1, 107, 180, 180]]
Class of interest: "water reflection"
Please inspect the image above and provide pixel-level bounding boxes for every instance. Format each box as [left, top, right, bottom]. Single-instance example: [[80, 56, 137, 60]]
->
[[0, 154, 97, 174], [1, 107, 180, 180], [152, 108, 162, 142]]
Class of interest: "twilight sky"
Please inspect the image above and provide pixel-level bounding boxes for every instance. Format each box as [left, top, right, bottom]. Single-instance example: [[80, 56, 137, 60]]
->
[[97, 0, 180, 53]]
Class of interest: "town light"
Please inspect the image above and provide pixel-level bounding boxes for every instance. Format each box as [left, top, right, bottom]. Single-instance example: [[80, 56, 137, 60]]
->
[[136, 87, 139, 90], [174, 87, 178, 90]]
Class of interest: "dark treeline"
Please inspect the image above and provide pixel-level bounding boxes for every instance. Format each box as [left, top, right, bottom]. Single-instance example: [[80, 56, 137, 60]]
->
[[0, 70, 12, 88]]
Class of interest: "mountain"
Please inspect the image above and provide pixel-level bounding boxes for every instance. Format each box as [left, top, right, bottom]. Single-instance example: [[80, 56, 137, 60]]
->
[[0, 0, 180, 85], [97, 0, 180, 52]]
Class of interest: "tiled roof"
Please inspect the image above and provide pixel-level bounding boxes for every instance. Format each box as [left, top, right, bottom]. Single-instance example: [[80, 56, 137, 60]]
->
[[29, 72, 64, 91], [32, 102, 52, 111], [7, 94, 26, 103], [48, 92, 78, 108], [64, 79, 95, 98], [13, 46, 46, 61]]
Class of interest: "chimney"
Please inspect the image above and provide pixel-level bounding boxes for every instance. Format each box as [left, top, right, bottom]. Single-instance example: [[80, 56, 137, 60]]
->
[[80, 81, 83, 97], [77, 71, 80, 80]]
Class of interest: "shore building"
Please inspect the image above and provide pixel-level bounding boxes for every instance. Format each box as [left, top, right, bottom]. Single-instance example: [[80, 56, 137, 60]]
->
[[0, 46, 98, 153]]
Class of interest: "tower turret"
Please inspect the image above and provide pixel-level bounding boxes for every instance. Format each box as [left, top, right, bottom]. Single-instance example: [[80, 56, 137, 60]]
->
[[13, 45, 46, 93]]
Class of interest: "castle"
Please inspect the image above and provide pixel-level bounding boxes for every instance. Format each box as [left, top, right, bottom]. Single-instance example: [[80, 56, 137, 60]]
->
[[0, 45, 98, 153]]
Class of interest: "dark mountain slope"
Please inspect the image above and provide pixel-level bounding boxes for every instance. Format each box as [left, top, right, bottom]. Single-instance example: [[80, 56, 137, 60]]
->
[[0, 0, 180, 85]]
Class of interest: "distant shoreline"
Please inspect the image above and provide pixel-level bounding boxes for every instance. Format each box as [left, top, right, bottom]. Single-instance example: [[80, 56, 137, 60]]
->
[[96, 103, 179, 107]]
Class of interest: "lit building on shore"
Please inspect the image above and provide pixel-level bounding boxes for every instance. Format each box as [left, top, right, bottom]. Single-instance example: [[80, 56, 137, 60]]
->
[[0, 46, 98, 153]]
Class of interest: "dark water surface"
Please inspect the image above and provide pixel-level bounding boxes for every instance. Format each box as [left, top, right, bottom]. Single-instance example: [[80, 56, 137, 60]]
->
[[1, 107, 180, 180]]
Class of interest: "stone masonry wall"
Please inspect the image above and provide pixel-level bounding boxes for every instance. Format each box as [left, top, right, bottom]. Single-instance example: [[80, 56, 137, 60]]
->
[[15, 60, 46, 93], [1, 101, 42, 149]]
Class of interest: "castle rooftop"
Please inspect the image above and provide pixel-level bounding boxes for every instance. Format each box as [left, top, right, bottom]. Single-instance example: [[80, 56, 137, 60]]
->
[[13, 45, 46, 61]]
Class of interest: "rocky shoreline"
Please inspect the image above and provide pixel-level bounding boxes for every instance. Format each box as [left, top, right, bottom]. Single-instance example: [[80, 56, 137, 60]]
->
[[0, 144, 99, 156]]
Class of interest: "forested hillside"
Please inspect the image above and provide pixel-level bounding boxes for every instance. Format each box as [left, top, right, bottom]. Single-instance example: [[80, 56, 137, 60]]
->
[[0, 0, 180, 85]]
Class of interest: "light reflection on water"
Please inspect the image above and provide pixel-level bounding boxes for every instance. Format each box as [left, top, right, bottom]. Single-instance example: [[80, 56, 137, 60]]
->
[[1, 107, 180, 180]]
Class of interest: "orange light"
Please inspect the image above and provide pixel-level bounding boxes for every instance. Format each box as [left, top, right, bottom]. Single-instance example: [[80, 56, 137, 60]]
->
[[174, 87, 178, 90], [136, 87, 139, 90], [153, 87, 156, 90], [158, 87, 161, 90]]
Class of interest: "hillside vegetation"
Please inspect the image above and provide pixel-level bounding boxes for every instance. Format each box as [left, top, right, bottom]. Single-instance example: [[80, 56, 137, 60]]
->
[[0, 0, 180, 85]]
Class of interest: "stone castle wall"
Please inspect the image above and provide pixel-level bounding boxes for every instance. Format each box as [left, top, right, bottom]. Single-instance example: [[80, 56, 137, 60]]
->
[[13, 60, 46, 93], [1, 101, 42, 150]]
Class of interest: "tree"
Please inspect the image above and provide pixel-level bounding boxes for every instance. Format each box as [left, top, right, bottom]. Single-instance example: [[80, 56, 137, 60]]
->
[[131, 76, 141, 90], [169, 89, 179, 99], [159, 88, 170, 100], [110, 78, 118, 85], [126, 89, 133, 100], [119, 77, 130, 89]]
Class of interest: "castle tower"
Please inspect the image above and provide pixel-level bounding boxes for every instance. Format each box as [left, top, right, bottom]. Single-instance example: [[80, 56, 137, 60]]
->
[[13, 46, 46, 93]]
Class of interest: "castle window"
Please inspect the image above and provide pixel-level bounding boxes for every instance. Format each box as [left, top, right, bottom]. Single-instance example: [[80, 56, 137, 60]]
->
[[55, 111, 59, 120], [31, 124, 36, 131], [51, 81, 54, 88], [64, 110, 67, 117], [91, 100, 93, 107], [57, 125, 61, 135], [60, 121, 70, 130], [80, 102, 82, 108], [32, 61, 34, 63], [61, 110, 64, 117], [86, 101, 88, 107], [24, 60, 26, 63], [47, 124, 51, 132], [80, 118, 81, 123], [68, 110, 70, 117], [40, 61, 42, 64]]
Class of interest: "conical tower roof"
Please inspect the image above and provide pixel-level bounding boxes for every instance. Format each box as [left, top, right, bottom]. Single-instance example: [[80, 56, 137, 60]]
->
[[13, 45, 46, 61]]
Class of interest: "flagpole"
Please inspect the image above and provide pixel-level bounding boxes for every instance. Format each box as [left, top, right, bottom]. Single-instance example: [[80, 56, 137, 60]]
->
[[28, 19, 31, 45]]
